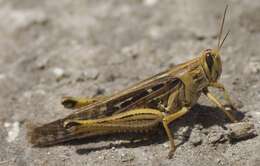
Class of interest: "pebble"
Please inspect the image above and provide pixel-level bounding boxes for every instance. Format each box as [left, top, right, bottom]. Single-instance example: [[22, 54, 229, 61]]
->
[[249, 111, 260, 118], [208, 132, 226, 144], [121, 45, 139, 59], [96, 88, 105, 95], [4, 122, 11, 128], [120, 152, 135, 162], [34, 89, 46, 95], [4, 121, 20, 142], [143, 0, 158, 6], [163, 142, 169, 148], [52, 67, 68, 81], [244, 61, 260, 74], [177, 126, 190, 138], [77, 69, 99, 81], [190, 131, 202, 146], [111, 147, 116, 151], [52, 67, 64, 77], [35, 58, 49, 70], [226, 122, 257, 141]]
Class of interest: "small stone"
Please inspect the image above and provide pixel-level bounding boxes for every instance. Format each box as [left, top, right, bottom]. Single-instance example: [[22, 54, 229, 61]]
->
[[226, 122, 257, 141], [194, 124, 203, 130], [77, 69, 99, 82], [216, 158, 222, 164], [120, 152, 135, 162], [177, 126, 190, 137], [34, 89, 46, 95], [53, 67, 64, 77], [96, 88, 105, 95], [244, 61, 260, 74], [23, 91, 32, 98], [163, 142, 169, 148], [98, 154, 105, 160], [121, 45, 139, 59], [143, 0, 158, 6], [249, 111, 260, 119], [190, 131, 202, 146], [208, 132, 226, 144], [5, 121, 20, 142], [51, 67, 68, 81], [4, 122, 11, 128], [35, 58, 49, 70]]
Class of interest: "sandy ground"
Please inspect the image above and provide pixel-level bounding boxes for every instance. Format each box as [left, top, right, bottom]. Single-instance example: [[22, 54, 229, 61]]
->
[[0, 0, 260, 165]]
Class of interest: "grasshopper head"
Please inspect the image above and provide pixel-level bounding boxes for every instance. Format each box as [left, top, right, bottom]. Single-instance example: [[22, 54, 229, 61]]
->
[[201, 5, 229, 82], [201, 48, 222, 82]]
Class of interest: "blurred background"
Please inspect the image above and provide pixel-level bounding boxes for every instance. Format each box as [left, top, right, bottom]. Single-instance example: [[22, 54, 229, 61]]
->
[[0, 0, 259, 165]]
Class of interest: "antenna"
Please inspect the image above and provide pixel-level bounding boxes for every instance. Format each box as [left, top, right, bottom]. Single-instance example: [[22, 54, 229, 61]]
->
[[219, 30, 230, 49], [217, 5, 228, 49]]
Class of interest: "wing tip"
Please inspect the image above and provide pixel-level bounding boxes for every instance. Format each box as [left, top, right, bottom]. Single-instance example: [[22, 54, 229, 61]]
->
[[26, 121, 43, 146], [25, 120, 63, 147]]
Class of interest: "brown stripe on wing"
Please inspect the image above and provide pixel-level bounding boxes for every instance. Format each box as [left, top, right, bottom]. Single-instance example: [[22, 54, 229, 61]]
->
[[65, 77, 182, 121]]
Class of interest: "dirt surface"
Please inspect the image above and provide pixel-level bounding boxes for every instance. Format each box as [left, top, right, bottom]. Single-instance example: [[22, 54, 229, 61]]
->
[[0, 0, 260, 165]]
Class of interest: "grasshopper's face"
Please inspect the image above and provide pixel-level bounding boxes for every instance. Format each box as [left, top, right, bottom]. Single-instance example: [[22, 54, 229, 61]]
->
[[201, 48, 222, 82]]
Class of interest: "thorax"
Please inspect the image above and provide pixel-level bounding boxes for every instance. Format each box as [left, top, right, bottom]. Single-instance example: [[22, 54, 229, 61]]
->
[[170, 59, 210, 107]]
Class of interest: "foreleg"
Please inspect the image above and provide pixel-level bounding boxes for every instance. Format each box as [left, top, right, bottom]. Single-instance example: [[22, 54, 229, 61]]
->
[[203, 88, 237, 122]]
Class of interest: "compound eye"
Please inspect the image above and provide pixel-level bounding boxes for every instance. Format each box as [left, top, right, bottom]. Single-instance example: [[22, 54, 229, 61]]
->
[[206, 53, 214, 71]]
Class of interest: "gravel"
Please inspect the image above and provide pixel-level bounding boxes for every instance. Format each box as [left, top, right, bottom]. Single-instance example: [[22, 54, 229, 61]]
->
[[0, 0, 259, 166]]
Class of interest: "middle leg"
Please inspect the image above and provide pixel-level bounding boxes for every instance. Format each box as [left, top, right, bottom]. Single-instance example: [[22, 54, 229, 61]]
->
[[162, 107, 190, 158]]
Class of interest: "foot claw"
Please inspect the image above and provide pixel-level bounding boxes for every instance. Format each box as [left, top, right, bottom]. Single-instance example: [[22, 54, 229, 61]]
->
[[167, 149, 176, 159]]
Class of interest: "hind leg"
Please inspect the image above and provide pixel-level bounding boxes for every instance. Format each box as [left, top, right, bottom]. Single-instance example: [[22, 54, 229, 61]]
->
[[64, 107, 189, 158]]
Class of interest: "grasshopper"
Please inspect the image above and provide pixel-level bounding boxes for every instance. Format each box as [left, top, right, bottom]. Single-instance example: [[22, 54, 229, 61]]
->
[[29, 5, 238, 158]]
